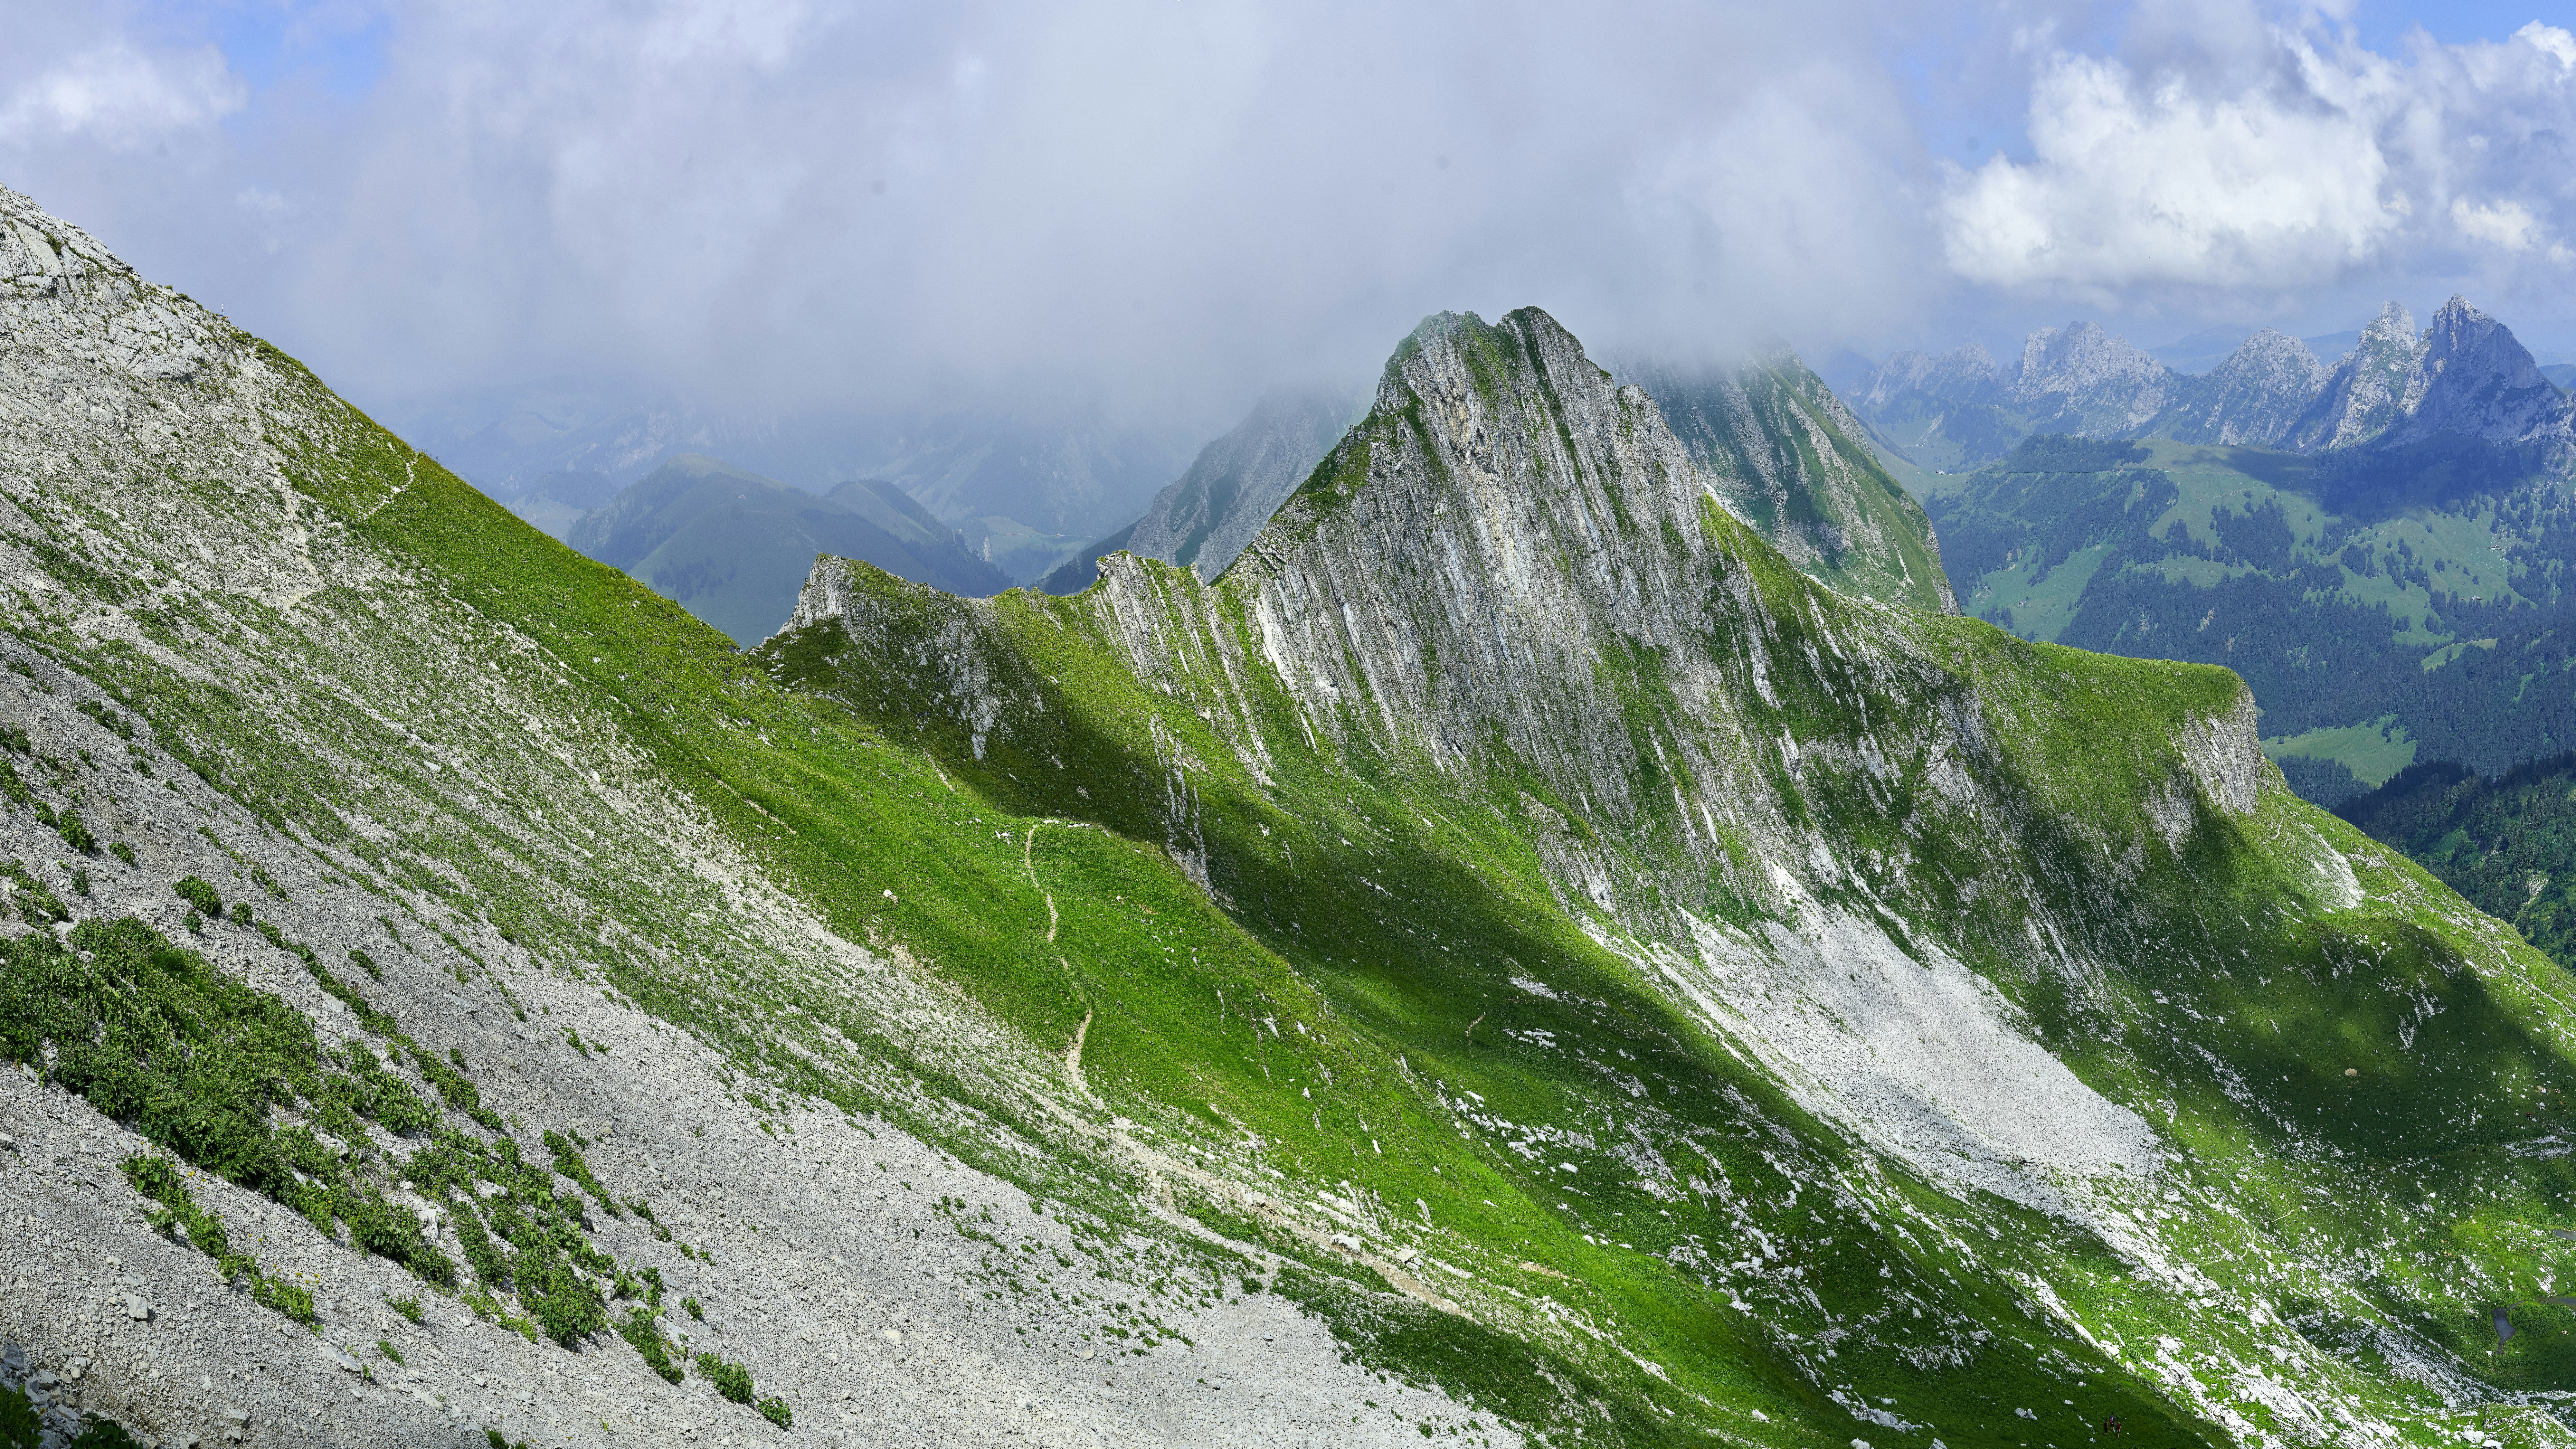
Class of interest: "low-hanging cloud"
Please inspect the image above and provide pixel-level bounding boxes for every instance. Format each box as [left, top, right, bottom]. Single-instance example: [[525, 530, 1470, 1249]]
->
[[1941, 16, 2576, 307], [0, 38, 245, 151], [4, 1, 2571, 433], [0, 0, 1963, 422]]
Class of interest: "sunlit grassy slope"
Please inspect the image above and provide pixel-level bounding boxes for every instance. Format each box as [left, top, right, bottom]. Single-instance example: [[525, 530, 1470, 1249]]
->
[[29, 305, 2576, 1449]]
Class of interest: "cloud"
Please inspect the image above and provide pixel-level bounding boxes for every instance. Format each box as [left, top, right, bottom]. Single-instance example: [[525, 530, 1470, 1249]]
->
[[4, 0, 1969, 421], [2451, 196, 2543, 252], [1938, 11, 2576, 308], [6, 0, 2573, 436], [0, 41, 246, 150]]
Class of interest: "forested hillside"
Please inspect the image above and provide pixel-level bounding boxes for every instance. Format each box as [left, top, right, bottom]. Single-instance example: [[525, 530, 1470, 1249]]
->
[[1920, 433, 2576, 791], [2340, 753, 2576, 973]]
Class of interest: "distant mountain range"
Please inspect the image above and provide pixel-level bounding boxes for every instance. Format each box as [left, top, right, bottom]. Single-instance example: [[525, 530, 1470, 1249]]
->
[[394, 384, 1200, 573], [1876, 298, 2576, 797], [565, 453, 1007, 645], [1856, 298, 2575, 473]]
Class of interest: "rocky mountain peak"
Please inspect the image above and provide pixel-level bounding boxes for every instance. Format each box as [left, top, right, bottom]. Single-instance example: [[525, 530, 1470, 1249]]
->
[[2385, 294, 2569, 449], [1, 186, 223, 385], [2003, 319, 2178, 433], [2216, 327, 2326, 387], [2282, 300, 2429, 450], [2011, 319, 2168, 399], [2140, 326, 2330, 445]]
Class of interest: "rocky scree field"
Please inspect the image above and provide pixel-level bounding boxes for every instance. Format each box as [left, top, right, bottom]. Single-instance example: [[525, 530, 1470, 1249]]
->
[[3, 177, 2576, 1449]]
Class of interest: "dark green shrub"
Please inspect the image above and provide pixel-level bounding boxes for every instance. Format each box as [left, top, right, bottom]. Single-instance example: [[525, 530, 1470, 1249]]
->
[[543, 1130, 618, 1217], [4, 862, 66, 924], [386, 1292, 424, 1324], [694, 1353, 754, 1405], [340, 1188, 458, 1286], [229, 900, 253, 924], [520, 1258, 607, 1347], [54, 810, 93, 853], [68, 1415, 144, 1448], [182, 910, 201, 935], [415, 1049, 485, 1114], [250, 1273, 316, 1324], [70, 867, 89, 897], [350, 948, 379, 980], [684, 1295, 703, 1320], [73, 700, 132, 741], [756, 1397, 791, 1429], [0, 723, 27, 754], [0, 1381, 38, 1449], [173, 875, 220, 917], [109, 841, 135, 866], [617, 1307, 684, 1383], [0, 761, 27, 807]]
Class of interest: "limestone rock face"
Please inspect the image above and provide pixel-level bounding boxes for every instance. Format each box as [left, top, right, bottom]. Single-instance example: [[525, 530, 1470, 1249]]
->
[[2008, 320, 2179, 432], [2384, 295, 2576, 451], [1854, 343, 2005, 412], [2286, 301, 2430, 450], [2147, 328, 2327, 446], [0, 210, 218, 387]]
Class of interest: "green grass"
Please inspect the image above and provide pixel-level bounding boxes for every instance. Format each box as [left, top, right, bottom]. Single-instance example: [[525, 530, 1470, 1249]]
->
[[2265, 715, 2419, 786]]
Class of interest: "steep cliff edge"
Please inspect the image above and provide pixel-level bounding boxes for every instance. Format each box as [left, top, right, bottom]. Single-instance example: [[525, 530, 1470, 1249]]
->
[[772, 307, 2576, 1447]]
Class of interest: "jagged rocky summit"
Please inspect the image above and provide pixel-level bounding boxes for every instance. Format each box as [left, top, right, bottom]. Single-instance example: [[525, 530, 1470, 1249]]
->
[[1058, 336, 1960, 618], [1855, 295, 2576, 473]]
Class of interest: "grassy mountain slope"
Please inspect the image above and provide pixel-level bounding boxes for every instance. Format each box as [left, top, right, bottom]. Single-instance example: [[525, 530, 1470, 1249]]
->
[[1921, 434, 2576, 790], [763, 308, 2576, 1447], [12, 181, 2576, 1449], [564, 451, 1007, 643]]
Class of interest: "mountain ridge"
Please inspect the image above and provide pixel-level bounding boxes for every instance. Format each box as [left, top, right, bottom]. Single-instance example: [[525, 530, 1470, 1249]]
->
[[1854, 296, 2575, 473], [769, 302, 2576, 1445], [13, 179, 2576, 1449]]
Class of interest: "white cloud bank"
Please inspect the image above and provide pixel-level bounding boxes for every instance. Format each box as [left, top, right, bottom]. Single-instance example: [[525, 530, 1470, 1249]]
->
[[0, 41, 245, 151], [1942, 17, 2576, 301], [5, 1, 2575, 421]]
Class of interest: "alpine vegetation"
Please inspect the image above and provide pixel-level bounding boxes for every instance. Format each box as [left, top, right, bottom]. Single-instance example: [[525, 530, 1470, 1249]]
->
[[3, 179, 2574, 1449]]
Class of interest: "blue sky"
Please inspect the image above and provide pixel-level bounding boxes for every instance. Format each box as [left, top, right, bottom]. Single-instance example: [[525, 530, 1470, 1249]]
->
[[6, 1, 2574, 425]]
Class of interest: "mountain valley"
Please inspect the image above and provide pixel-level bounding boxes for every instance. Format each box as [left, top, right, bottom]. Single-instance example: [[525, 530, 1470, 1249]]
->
[[1858, 301, 2576, 800]]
